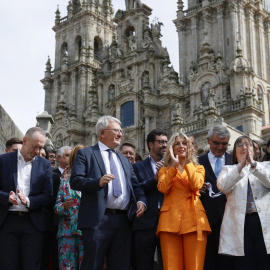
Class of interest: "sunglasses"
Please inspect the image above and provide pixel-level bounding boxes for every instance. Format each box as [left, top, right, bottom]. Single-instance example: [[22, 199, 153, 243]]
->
[[211, 139, 228, 146]]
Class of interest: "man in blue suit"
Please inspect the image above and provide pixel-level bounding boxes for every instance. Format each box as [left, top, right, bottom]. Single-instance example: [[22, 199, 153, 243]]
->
[[132, 129, 167, 270], [198, 125, 234, 270], [70, 116, 146, 270], [0, 127, 53, 270]]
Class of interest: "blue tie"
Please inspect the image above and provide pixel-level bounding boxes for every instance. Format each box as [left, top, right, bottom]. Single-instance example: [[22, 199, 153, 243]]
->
[[107, 149, 122, 198], [215, 157, 222, 178]]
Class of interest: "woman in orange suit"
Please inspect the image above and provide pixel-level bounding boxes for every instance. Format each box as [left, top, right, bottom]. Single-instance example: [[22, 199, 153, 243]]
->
[[157, 132, 211, 270]]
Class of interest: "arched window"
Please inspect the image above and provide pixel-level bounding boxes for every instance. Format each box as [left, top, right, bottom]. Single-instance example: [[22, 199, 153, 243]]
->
[[61, 42, 68, 64], [121, 101, 134, 128], [75, 36, 82, 61], [94, 37, 103, 61]]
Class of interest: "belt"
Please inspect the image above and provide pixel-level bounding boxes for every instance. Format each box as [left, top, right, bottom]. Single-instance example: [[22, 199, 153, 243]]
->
[[105, 208, 127, 215], [246, 211, 258, 216], [9, 211, 30, 216]]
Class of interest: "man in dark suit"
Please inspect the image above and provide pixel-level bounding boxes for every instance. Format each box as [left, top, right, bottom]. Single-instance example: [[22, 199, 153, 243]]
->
[[132, 129, 167, 270], [0, 127, 52, 270], [198, 125, 233, 270], [70, 115, 146, 270]]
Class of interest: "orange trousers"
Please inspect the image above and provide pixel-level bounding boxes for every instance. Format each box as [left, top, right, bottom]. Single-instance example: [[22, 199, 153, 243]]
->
[[160, 231, 207, 270]]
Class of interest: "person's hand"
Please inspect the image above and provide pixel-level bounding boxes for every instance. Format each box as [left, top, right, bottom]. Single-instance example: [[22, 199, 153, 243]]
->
[[237, 148, 247, 173], [246, 144, 255, 165], [17, 189, 27, 206], [169, 145, 179, 168], [136, 202, 146, 218], [63, 197, 74, 210], [61, 166, 70, 179], [154, 160, 164, 181], [9, 191, 18, 205], [185, 140, 193, 165], [99, 174, 115, 187], [200, 182, 210, 194]]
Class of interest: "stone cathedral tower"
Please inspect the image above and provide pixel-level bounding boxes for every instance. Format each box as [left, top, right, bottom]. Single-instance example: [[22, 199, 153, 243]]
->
[[173, 0, 270, 147], [41, 0, 116, 148], [41, 0, 180, 155]]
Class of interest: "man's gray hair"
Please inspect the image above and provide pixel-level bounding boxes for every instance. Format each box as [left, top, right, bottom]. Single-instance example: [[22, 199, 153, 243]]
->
[[25, 127, 46, 138], [207, 125, 231, 140], [96, 116, 121, 138], [57, 146, 72, 157]]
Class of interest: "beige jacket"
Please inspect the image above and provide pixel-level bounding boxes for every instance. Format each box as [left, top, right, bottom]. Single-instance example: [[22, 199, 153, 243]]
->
[[217, 162, 270, 256]]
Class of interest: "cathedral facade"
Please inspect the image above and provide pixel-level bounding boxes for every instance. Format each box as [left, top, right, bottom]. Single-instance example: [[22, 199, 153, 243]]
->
[[40, 0, 270, 155]]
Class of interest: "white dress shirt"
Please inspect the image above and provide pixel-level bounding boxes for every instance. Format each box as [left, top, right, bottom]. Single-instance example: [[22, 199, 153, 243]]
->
[[9, 150, 32, 212], [149, 155, 157, 175], [208, 151, 225, 173], [98, 141, 130, 210], [58, 166, 64, 175]]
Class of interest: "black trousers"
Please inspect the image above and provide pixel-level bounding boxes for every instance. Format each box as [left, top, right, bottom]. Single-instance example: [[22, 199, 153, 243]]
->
[[234, 213, 270, 270], [0, 212, 43, 270], [80, 212, 132, 270], [204, 220, 234, 270]]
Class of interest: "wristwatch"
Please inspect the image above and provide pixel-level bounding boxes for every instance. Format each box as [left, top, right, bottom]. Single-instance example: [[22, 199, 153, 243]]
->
[[250, 161, 257, 169]]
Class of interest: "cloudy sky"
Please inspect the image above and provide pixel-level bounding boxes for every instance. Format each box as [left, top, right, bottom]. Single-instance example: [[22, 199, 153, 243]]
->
[[1, 0, 269, 135]]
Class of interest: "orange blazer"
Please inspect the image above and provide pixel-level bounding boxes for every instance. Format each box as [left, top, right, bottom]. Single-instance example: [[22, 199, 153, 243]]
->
[[156, 163, 211, 241]]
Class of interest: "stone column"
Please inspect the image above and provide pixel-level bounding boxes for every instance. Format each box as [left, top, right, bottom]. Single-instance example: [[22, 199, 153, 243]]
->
[[217, 4, 225, 58], [256, 15, 266, 79], [191, 15, 198, 63], [265, 20, 270, 81], [228, 2, 238, 60], [144, 115, 150, 153], [78, 66, 86, 119]]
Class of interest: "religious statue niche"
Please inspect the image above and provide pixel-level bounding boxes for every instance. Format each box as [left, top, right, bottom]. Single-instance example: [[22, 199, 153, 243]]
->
[[55, 133, 63, 148], [125, 26, 136, 52], [200, 82, 211, 106], [171, 103, 182, 121], [108, 84, 115, 101], [141, 71, 150, 88]]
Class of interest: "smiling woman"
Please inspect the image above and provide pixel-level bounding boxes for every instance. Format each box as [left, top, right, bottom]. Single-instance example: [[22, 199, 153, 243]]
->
[[217, 135, 270, 269], [156, 132, 211, 270]]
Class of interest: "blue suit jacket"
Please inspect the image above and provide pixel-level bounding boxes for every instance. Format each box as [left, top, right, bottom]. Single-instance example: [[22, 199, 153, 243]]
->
[[70, 144, 147, 230], [132, 157, 163, 231], [198, 152, 232, 225], [0, 151, 53, 231]]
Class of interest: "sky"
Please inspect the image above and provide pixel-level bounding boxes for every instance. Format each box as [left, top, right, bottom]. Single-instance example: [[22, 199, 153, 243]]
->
[[1, 0, 269, 135]]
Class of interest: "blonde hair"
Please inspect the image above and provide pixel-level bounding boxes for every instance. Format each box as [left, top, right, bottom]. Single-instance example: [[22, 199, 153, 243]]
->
[[69, 145, 84, 172], [163, 132, 198, 167]]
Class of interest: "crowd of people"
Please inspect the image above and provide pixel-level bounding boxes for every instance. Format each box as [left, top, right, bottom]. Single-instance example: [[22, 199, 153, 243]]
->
[[1, 116, 270, 270]]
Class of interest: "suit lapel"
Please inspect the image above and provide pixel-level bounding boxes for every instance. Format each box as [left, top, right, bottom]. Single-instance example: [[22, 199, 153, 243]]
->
[[12, 151, 18, 190], [92, 144, 106, 175], [144, 157, 155, 177], [225, 153, 232, 165], [30, 157, 39, 193]]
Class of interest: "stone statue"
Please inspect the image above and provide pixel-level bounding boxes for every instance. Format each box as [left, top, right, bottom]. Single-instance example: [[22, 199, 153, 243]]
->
[[55, 134, 63, 148], [108, 85, 115, 101], [171, 103, 182, 120], [201, 82, 211, 106], [128, 32, 137, 51]]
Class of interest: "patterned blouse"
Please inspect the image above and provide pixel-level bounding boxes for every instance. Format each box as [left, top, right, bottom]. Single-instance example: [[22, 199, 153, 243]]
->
[[54, 177, 82, 237]]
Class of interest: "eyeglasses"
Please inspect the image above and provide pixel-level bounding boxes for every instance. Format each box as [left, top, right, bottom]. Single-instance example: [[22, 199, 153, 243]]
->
[[104, 129, 124, 135], [154, 140, 168, 145], [49, 155, 56, 159], [211, 139, 228, 146], [236, 143, 252, 149]]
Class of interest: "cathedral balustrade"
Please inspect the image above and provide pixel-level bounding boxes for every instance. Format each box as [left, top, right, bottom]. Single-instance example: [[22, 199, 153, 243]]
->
[[184, 4, 202, 17], [182, 120, 207, 133], [60, 16, 68, 23]]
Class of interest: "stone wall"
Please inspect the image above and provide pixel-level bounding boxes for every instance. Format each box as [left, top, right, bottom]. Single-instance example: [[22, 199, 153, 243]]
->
[[0, 105, 23, 154]]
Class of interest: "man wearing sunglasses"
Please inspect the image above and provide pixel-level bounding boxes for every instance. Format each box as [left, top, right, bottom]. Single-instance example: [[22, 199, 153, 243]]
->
[[198, 125, 234, 270]]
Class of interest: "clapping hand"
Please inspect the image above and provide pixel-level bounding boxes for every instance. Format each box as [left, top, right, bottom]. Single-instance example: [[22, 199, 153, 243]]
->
[[9, 191, 18, 205], [63, 197, 74, 210], [169, 145, 179, 169], [154, 160, 164, 181], [61, 166, 70, 179]]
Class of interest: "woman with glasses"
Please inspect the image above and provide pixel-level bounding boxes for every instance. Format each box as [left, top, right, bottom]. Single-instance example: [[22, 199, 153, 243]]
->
[[156, 132, 211, 270], [217, 135, 270, 269]]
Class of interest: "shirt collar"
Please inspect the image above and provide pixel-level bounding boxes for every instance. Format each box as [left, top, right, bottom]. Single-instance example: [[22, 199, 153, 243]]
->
[[18, 149, 35, 164], [98, 141, 115, 152], [149, 155, 157, 165], [209, 150, 225, 159]]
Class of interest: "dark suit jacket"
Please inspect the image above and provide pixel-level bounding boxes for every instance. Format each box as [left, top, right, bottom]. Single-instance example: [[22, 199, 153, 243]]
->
[[70, 144, 147, 230], [198, 152, 232, 225], [0, 151, 53, 231], [132, 157, 163, 231]]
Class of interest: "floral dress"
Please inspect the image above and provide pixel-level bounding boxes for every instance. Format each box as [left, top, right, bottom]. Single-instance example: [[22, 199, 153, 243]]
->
[[55, 177, 83, 270]]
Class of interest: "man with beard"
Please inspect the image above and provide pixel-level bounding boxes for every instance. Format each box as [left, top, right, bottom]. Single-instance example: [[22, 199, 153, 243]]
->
[[132, 129, 167, 270]]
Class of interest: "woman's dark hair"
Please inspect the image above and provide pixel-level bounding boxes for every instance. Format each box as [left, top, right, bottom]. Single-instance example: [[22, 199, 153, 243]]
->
[[42, 147, 49, 160], [262, 139, 270, 161], [232, 136, 256, 164], [252, 140, 263, 162]]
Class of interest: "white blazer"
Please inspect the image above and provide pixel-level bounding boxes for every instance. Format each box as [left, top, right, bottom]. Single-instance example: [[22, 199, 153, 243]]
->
[[217, 162, 270, 256]]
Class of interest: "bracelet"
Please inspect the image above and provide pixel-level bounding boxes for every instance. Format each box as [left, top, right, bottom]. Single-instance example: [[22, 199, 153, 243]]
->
[[250, 161, 257, 169]]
